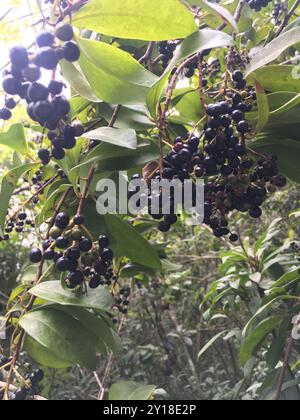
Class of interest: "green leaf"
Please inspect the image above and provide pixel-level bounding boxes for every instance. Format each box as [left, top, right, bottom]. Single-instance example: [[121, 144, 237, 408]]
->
[[0, 163, 38, 236], [109, 381, 156, 400], [105, 214, 162, 270], [167, 29, 234, 71], [29, 281, 113, 312], [247, 66, 300, 93], [98, 104, 154, 131], [24, 335, 72, 369], [77, 38, 158, 105], [251, 137, 300, 183], [84, 127, 137, 150], [240, 316, 284, 366], [146, 72, 170, 119], [73, 0, 197, 41], [76, 141, 159, 174], [269, 92, 300, 116], [20, 308, 97, 369], [246, 28, 300, 77], [0, 124, 28, 154], [254, 79, 269, 131], [60, 306, 122, 355], [198, 0, 238, 32], [59, 59, 101, 102], [198, 330, 229, 359]]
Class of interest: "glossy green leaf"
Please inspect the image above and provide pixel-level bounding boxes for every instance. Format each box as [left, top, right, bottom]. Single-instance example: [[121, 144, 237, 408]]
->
[[61, 306, 122, 355], [0, 124, 28, 154], [84, 127, 137, 150], [20, 308, 97, 369], [76, 141, 159, 174], [98, 104, 154, 131], [246, 28, 300, 76], [240, 316, 285, 366], [168, 29, 234, 71], [60, 59, 101, 102], [77, 38, 158, 105], [73, 0, 197, 41], [24, 335, 72, 369], [254, 79, 269, 131], [269, 92, 300, 116], [109, 380, 156, 400], [247, 66, 300, 93], [198, 1, 238, 32], [29, 281, 113, 312], [105, 214, 162, 270]]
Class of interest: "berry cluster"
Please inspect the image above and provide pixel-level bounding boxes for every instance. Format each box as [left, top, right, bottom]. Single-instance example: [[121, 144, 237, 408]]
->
[[159, 42, 212, 79], [5, 211, 35, 235], [38, 120, 84, 165], [0, 98, 16, 121], [2, 23, 81, 164], [247, 0, 272, 11], [202, 58, 221, 80], [10, 369, 44, 401], [159, 41, 177, 69], [29, 213, 115, 290], [0, 354, 44, 401], [133, 70, 287, 239], [114, 287, 131, 315]]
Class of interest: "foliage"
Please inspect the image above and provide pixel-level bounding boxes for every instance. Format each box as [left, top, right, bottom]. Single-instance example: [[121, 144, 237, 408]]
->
[[1, 0, 300, 401]]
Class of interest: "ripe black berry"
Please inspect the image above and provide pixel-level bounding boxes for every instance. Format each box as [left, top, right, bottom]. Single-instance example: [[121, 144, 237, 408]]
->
[[66, 270, 84, 288], [56, 257, 71, 272], [28, 83, 49, 102], [158, 222, 171, 233], [52, 95, 70, 118], [35, 47, 58, 70], [230, 234, 239, 243], [36, 31, 55, 48], [74, 215, 84, 225], [48, 80, 64, 96], [34, 101, 53, 122], [89, 276, 101, 289], [98, 234, 109, 248], [2, 76, 21, 95], [55, 236, 69, 249], [232, 70, 244, 82], [249, 207, 262, 219], [11, 388, 28, 401], [44, 249, 56, 260], [63, 42, 80, 62], [66, 247, 81, 261], [9, 45, 28, 69], [52, 147, 65, 160], [23, 65, 42, 82], [55, 23, 74, 42], [29, 369, 44, 384], [38, 148, 50, 165], [237, 120, 250, 133], [0, 109, 12, 120], [29, 248, 43, 263], [101, 248, 114, 262], [55, 212, 70, 230], [79, 238, 93, 252], [274, 175, 287, 188], [5, 98, 16, 109]]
